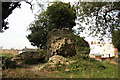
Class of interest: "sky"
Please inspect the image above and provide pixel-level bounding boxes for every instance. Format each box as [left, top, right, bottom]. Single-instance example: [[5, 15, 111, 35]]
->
[[0, 0, 79, 49], [0, 0, 111, 49], [0, 1, 35, 49]]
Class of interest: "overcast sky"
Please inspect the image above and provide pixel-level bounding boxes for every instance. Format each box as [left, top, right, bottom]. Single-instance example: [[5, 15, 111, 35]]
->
[[0, 1, 35, 49], [0, 0, 111, 49]]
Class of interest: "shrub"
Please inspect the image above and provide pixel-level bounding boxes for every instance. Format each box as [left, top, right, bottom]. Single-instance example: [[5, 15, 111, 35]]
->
[[19, 49, 48, 64], [74, 36, 90, 54], [36, 49, 49, 63], [69, 34, 90, 55], [2, 57, 17, 69]]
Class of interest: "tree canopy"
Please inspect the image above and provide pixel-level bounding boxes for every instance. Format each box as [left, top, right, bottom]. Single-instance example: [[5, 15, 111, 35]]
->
[[27, 12, 49, 49], [46, 1, 76, 30], [27, 1, 76, 49], [2, 2, 21, 31], [112, 30, 120, 51], [75, 1, 120, 40], [1, 1, 32, 32], [74, 1, 120, 49]]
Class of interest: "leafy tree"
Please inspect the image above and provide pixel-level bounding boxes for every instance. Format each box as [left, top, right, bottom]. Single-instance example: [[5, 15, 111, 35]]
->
[[27, 12, 49, 49], [112, 29, 120, 51], [75, 1, 120, 40], [27, 1, 76, 48], [2, 2, 21, 31], [46, 1, 76, 30], [1, 1, 33, 32]]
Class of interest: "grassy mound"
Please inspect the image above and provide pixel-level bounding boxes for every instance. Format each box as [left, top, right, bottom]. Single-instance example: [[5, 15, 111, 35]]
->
[[42, 52, 118, 78]]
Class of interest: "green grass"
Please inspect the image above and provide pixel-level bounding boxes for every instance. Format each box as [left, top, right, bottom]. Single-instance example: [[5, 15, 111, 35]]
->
[[1, 53, 17, 69], [43, 53, 118, 78], [0, 53, 15, 58], [1, 52, 119, 78], [52, 60, 118, 78]]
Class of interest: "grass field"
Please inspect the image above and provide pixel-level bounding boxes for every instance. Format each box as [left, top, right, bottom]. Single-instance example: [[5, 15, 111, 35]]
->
[[1, 53, 119, 79], [0, 53, 15, 58]]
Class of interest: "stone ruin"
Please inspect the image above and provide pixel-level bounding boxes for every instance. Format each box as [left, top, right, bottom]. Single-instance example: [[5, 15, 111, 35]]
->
[[47, 28, 76, 57]]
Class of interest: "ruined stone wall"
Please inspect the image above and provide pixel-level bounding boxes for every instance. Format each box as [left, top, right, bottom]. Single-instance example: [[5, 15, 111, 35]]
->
[[47, 28, 76, 57]]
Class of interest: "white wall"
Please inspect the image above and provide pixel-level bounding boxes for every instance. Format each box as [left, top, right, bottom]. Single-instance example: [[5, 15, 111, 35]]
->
[[89, 43, 115, 58], [100, 43, 115, 58]]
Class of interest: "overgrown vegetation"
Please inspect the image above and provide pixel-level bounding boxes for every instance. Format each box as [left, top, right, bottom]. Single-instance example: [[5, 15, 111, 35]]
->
[[17, 49, 47, 64], [2, 48, 118, 78], [112, 30, 120, 52], [1, 54, 17, 69], [72, 34, 90, 54], [42, 52, 118, 78]]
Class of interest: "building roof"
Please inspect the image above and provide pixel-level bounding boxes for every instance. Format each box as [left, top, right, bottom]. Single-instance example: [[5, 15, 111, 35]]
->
[[19, 48, 36, 52]]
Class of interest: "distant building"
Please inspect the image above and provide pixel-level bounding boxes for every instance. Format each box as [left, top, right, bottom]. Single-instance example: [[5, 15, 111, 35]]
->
[[18, 46, 37, 54], [89, 41, 118, 61], [100, 43, 115, 58]]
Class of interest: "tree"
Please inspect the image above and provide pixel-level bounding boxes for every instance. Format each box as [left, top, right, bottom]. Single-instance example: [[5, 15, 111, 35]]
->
[[27, 12, 49, 49], [112, 30, 120, 51], [27, 1, 76, 48], [74, 1, 120, 48], [75, 1, 120, 38], [2, 2, 21, 31], [46, 1, 76, 30], [1, 1, 33, 32]]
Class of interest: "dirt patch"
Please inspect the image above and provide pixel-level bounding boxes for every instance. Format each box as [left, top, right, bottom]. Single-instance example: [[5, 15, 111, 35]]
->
[[2, 63, 60, 78]]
